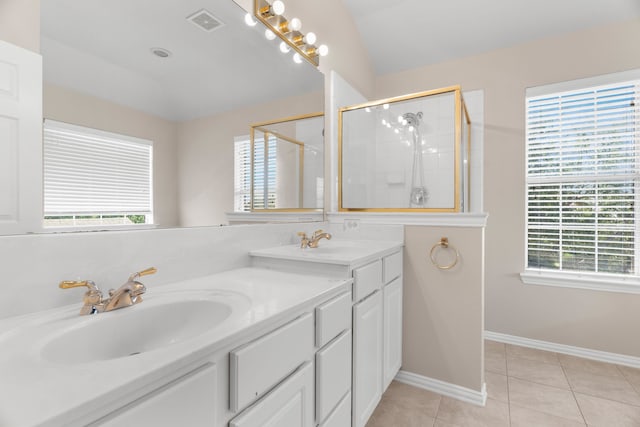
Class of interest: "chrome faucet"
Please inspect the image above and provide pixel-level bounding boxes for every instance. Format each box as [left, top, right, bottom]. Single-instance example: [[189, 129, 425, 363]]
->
[[60, 267, 157, 315], [298, 229, 332, 249]]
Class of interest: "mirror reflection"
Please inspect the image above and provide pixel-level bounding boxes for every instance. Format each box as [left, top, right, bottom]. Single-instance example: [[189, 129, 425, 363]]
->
[[29, 0, 324, 235], [250, 113, 324, 211]]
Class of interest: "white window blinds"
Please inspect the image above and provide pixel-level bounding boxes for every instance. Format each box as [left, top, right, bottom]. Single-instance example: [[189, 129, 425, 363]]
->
[[43, 120, 153, 216], [526, 77, 640, 277], [234, 135, 277, 211], [234, 136, 252, 212]]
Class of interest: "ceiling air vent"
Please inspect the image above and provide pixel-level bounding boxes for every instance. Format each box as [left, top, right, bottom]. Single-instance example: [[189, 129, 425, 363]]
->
[[187, 9, 224, 32]]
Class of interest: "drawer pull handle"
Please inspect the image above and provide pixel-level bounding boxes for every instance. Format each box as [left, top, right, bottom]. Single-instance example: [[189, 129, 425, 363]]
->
[[430, 237, 459, 270]]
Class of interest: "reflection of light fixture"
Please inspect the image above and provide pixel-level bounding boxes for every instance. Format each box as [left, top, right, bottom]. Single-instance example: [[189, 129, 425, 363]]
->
[[383, 103, 389, 110], [253, 0, 329, 66], [293, 53, 303, 64], [279, 41, 290, 53], [265, 29, 276, 40], [244, 13, 257, 26], [365, 107, 371, 113]]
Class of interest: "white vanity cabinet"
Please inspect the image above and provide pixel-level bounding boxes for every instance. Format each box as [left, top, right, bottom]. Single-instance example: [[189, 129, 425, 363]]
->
[[249, 241, 404, 427], [352, 251, 404, 427], [93, 363, 218, 427]]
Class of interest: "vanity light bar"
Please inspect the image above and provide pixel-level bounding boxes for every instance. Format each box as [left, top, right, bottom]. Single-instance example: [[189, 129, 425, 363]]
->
[[252, 0, 328, 67]]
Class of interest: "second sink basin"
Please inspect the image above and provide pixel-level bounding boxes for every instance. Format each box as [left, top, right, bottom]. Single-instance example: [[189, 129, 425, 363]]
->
[[40, 291, 240, 364]]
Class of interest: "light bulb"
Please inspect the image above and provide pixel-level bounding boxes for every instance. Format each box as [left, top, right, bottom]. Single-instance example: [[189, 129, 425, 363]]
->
[[381, 119, 387, 125], [289, 17, 302, 31], [265, 29, 276, 40], [386, 123, 391, 128], [304, 32, 317, 45], [394, 128, 399, 134], [402, 119, 407, 126], [318, 44, 329, 56], [408, 125, 414, 132], [365, 107, 371, 113], [383, 103, 389, 110], [293, 53, 303, 64], [272, 0, 285, 16], [397, 115, 403, 123], [244, 13, 257, 26], [279, 41, 290, 53]]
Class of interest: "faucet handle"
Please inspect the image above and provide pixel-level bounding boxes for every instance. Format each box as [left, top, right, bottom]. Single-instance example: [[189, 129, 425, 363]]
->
[[59, 280, 103, 307], [297, 231, 310, 249], [59, 280, 99, 292], [127, 267, 157, 281]]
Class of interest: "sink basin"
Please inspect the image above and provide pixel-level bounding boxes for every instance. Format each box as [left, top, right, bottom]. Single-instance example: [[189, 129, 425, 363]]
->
[[41, 292, 235, 364]]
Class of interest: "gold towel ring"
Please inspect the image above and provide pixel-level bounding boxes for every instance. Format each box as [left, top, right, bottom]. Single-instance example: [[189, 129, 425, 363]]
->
[[430, 237, 459, 270]]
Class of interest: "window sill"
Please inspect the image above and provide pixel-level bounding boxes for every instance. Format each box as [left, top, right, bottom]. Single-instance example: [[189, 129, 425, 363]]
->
[[41, 224, 158, 234], [520, 270, 640, 294]]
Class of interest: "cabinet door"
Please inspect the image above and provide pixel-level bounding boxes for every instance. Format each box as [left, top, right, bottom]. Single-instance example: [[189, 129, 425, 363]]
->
[[230, 361, 314, 427], [383, 277, 403, 390], [352, 290, 383, 427], [316, 330, 351, 423], [94, 363, 217, 427]]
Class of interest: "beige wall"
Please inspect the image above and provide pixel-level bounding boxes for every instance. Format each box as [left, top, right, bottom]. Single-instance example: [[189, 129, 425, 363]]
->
[[177, 90, 323, 226], [378, 19, 640, 358], [43, 83, 180, 227], [404, 226, 485, 391], [0, 0, 39, 52]]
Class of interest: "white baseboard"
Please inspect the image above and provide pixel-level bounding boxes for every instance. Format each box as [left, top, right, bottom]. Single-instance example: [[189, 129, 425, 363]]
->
[[394, 370, 487, 407], [484, 331, 640, 369]]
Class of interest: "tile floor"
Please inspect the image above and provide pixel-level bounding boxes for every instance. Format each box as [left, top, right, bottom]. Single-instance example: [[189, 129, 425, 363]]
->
[[366, 340, 640, 427]]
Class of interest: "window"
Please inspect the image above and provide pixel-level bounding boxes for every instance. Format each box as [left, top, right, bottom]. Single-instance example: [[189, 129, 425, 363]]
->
[[43, 120, 153, 228], [524, 72, 640, 291], [234, 135, 277, 211]]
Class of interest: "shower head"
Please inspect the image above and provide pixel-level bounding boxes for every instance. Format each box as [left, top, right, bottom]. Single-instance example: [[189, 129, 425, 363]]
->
[[402, 112, 423, 127]]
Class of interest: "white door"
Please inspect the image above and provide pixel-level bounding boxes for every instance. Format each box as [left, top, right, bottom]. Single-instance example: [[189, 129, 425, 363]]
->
[[383, 277, 403, 390], [230, 362, 314, 427], [0, 40, 42, 234], [352, 290, 383, 427]]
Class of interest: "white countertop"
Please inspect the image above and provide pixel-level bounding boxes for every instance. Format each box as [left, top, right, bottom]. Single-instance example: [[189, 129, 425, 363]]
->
[[0, 268, 351, 427], [249, 239, 404, 268]]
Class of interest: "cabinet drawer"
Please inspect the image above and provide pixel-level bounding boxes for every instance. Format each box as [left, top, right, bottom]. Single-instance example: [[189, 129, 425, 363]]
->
[[230, 362, 314, 427], [315, 291, 351, 348], [316, 330, 351, 423], [94, 363, 217, 427], [230, 314, 313, 412], [383, 251, 403, 284], [353, 260, 382, 302], [319, 392, 351, 427]]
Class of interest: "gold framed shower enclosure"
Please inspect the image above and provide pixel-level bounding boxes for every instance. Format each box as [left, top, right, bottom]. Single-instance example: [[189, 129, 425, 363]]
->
[[338, 85, 471, 212]]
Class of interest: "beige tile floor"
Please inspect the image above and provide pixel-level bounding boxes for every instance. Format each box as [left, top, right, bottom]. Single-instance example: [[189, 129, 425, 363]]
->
[[366, 340, 640, 427]]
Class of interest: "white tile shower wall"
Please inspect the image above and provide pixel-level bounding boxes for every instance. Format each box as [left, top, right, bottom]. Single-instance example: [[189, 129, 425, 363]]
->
[[0, 223, 317, 319]]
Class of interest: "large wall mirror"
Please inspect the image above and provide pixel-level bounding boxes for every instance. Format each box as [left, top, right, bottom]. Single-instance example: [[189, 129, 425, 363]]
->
[[19, 0, 324, 236]]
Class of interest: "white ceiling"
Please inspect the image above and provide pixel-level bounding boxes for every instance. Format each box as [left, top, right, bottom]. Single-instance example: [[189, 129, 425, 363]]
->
[[342, 0, 640, 74], [40, 0, 323, 121]]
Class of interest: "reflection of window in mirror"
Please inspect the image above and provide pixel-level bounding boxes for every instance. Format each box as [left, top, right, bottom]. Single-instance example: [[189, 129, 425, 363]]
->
[[43, 120, 153, 229], [234, 135, 278, 211]]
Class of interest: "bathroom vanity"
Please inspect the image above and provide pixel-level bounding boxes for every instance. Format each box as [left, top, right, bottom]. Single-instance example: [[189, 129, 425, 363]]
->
[[0, 238, 402, 427], [251, 239, 404, 427]]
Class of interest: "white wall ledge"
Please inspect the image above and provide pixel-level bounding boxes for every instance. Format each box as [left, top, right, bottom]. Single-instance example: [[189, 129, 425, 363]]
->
[[327, 212, 488, 227], [226, 212, 324, 223], [520, 270, 640, 295]]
